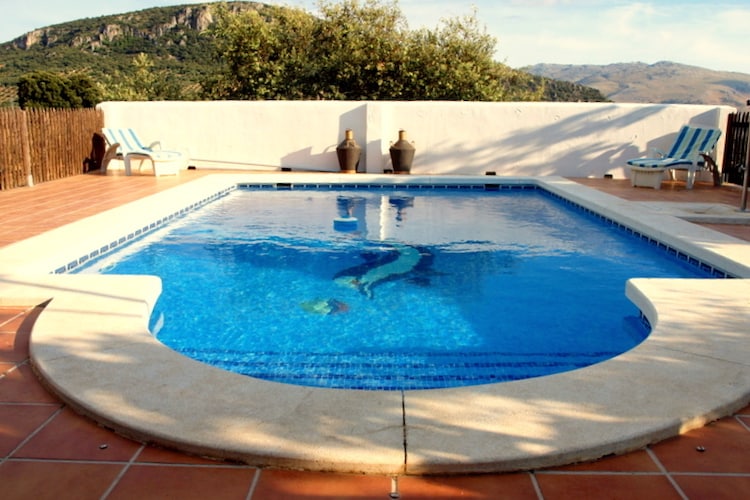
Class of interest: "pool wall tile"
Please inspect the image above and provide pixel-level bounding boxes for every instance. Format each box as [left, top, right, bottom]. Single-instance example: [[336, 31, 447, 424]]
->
[[53, 185, 236, 274]]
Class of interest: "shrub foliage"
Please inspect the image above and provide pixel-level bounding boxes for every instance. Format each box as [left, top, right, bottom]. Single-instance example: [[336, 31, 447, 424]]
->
[[205, 0, 543, 101], [17, 72, 101, 109]]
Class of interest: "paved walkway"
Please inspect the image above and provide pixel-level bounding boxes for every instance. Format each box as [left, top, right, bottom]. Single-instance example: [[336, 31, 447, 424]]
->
[[1, 172, 749, 498], [574, 177, 750, 242]]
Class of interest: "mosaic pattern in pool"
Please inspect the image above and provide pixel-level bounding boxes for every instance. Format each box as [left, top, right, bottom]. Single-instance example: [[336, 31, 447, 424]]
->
[[77, 186, 712, 390]]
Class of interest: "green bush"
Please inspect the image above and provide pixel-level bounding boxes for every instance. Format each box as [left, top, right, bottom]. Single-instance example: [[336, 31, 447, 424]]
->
[[205, 0, 543, 102], [17, 71, 101, 109]]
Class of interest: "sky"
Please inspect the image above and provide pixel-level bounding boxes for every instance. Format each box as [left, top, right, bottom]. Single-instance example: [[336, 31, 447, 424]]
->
[[1, 0, 748, 74]]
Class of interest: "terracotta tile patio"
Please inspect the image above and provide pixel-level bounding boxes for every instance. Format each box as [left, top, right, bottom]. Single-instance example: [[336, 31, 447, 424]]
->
[[1, 171, 749, 498]]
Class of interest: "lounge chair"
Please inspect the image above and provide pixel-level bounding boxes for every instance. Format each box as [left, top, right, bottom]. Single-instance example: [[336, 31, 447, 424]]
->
[[627, 125, 722, 189], [101, 128, 185, 176]]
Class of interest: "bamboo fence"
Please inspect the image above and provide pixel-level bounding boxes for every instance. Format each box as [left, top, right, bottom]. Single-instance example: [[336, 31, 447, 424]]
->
[[0, 108, 104, 190]]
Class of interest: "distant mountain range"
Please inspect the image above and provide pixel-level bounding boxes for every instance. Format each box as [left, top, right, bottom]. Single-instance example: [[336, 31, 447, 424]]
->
[[525, 61, 750, 110]]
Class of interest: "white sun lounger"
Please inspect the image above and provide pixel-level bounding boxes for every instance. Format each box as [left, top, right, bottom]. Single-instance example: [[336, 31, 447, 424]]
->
[[102, 128, 185, 176], [627, 125, 722, 189]]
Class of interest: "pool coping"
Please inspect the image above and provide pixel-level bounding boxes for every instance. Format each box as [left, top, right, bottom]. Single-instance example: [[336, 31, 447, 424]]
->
[[1, 173, 749, 474]]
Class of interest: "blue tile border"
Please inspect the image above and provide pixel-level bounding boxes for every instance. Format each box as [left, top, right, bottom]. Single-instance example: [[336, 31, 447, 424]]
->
[[238, 182, 537, 192], [173, 346, 630, 390], [55, 185, 236, 274], [541, 188, 734, 279]]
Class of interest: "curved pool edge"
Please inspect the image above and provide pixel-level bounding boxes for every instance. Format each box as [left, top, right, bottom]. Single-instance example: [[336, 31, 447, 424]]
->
[[2, 173, 749, 474], [402, 277, 750, 474], [10, 273, 750, 474]]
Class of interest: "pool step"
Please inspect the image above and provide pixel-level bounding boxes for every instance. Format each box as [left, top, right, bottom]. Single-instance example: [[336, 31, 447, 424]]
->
[[174, 348, 619, 390]]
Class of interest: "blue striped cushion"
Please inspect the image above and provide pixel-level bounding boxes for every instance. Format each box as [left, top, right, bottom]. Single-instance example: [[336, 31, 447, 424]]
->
[[627, 125, 721, 169], [102, 128, 182, 161], [627, 157, 706, 168]]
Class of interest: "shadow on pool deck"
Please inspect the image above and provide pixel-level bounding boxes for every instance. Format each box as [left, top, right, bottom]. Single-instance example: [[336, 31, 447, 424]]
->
[[1, 171, 749, 498]]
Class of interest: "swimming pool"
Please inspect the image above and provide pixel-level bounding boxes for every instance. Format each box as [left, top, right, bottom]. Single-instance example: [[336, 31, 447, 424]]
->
[[9, 173, 750, 474], [77, 184, 711, 390]]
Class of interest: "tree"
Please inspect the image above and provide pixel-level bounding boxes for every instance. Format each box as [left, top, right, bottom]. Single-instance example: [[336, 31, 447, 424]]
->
[[403, 12, 538, 101], [67, 74, 102, 107], [535, 77, 609, 102], [98, 53, 185, 101], [17, 71, 101, 109], [305, 0, 409, 99], [204, 4, 316, 99], [205, 0, 542, 102]]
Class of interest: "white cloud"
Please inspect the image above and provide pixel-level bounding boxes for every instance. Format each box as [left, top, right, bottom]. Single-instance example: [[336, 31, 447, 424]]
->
[[490, 1, 750, 73], [606, 2, 660, 37], [714, 8, 750, 32]]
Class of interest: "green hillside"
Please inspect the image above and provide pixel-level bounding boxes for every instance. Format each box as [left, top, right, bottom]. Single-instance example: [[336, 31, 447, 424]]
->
[[0, 2, 262, 105], [0, 1, 607, 106]]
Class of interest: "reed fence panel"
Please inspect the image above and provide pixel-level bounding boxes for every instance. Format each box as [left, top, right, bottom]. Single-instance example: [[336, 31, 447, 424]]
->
[[0, 110, 25, 191], [0, 108, 103, 190]]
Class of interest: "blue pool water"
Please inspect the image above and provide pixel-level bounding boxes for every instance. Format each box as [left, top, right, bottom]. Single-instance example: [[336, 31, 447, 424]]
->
[[77, 186, 712, 390]]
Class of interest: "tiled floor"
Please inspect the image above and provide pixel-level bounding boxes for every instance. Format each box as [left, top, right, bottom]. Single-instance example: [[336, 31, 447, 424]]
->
[[574, 177, 750, 242], [1, 171, 750, 499]]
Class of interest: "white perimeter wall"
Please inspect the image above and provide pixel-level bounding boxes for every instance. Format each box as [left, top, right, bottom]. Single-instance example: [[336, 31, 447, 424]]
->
[[98, 101, 734, 179]]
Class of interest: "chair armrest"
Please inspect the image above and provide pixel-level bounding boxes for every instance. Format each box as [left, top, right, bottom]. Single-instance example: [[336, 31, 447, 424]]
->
[[649, 148, 667, 158], [685, 151, 713, 164], [699, 152, 722, 186], [148, 141, 162, 150]]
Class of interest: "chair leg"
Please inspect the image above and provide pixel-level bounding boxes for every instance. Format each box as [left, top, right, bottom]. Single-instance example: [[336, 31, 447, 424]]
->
[[153, 161, 181, 177], [128, 157, 151, 175], [101, 144, 120, 174], [123, 156, 133, 176], [149, 159, 159, 176], [686, 170, 695, 189], [629, 167, 664, 189]]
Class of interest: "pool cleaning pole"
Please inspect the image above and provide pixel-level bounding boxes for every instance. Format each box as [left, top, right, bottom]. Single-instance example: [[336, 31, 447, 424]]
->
[[741, 99, 750, 212], [742, 140, 749, 211]]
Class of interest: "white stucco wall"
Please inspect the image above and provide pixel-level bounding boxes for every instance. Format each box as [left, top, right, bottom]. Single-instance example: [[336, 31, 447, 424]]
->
[[98, 101, 733, 179]]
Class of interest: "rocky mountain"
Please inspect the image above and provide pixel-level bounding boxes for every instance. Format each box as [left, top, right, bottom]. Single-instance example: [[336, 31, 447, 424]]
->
[[0, 2, 262, 104], [11, 6, 216, 51], [525, 61, 750, 110]]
